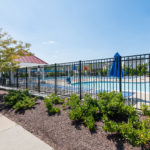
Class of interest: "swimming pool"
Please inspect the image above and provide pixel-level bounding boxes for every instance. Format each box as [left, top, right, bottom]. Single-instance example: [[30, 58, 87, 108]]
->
[[18, 77, 150, 93], [72, 81, 150, 93]]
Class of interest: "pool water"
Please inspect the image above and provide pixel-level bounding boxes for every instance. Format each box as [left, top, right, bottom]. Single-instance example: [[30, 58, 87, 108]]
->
[[72, 81, 150, 93], [18, 77, 150, 93]]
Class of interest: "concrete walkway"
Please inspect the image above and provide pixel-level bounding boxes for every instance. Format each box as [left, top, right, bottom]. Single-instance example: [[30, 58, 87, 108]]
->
[[0, 114, 53, 150]]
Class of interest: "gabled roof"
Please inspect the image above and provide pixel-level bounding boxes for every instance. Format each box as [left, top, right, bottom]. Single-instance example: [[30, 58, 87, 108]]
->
[[15, 55, 48, 64]]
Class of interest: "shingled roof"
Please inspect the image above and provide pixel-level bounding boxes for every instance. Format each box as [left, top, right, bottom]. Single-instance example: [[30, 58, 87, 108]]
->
[[15, 55, 47, 64]]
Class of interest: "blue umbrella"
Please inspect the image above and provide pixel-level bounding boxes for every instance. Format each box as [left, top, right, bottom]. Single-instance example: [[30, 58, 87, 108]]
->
[[109, 52, 124, 77], [66, 77, 71, 84], [73, 64, 77, 71]]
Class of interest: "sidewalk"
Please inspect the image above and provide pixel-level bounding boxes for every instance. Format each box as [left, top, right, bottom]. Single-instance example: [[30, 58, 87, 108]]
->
[[0, 114, 53, 150]]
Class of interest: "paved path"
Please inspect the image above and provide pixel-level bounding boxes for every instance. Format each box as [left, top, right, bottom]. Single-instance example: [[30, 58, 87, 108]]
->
[[0, 114, 53, 150]]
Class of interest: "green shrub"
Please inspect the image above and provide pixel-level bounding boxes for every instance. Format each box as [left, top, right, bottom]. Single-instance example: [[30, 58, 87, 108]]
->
[[67, 92, 138, 131], [141, 104, 150, 116], [102, 115, 150, 146], [4, 90, 20, 107], [102, 115, 120, 132], [67, 94, 99, 131], [44, 96, 60, 115], [43, 94, 64, 115], [47, 94, 64, 104], [99, 92, 150, 147], [63, 94, 80, 109], [97, 91, 138, 122], [4, 90, 30, 106], [13, 97, 36, 110], [120, 118, 150, 146], [3, 89, 36, 110], [83, 115, 96, 131]]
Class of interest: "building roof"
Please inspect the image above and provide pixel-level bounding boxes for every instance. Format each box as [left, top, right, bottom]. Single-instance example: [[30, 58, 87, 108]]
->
[[15, 55, 48, 64]]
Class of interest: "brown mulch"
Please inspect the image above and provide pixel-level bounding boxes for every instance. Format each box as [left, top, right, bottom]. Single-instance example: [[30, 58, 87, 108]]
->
[[0, 90, 142, 150]]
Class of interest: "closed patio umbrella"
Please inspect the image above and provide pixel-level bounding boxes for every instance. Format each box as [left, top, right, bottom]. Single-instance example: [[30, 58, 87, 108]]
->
[[109, 52, 124, 77]]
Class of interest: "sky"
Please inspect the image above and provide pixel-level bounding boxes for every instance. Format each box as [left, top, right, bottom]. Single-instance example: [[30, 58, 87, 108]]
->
[[0, 0, 150, 64]]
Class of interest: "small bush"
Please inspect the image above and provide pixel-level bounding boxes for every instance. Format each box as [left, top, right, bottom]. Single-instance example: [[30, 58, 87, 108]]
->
[[13, 97, 36, 111], [97, 91, 138, 122], [83, 115, 96, 131], [4, 90, 30, 106], [102, 114, 150, 146], [3, 89, 36, 110], [44, 96, 60, 115], [63, 94, 80, 109], [120, 118, 150, 146], [47, 94, 64, 104], [67, 94, 99, 131], [141, 104, 150, 116], [3, 90, 19, 107], [102, 115, 120, 132]]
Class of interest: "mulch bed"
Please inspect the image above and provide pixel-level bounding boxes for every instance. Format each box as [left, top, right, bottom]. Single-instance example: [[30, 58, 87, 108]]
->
[[0, 90, 142, 150]]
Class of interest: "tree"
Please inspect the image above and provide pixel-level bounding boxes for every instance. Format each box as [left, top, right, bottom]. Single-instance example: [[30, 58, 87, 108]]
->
[[0, 28, 33, 72], [123, 63, 148, 76]]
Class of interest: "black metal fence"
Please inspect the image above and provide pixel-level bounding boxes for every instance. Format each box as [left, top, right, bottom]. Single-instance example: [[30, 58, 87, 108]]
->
[[0, 53, 150, 109]]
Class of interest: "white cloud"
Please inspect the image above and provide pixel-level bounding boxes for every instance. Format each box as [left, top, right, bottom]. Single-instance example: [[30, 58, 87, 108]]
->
[[42, 41, 56, 45]]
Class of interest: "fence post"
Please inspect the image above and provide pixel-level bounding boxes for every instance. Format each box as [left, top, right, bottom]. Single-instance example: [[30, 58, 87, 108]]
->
[[25, 67, 28, 89], [54, 63, 57, 95], [79, 61, 82, 100], [9, 71, 11, 87], [3, 73, 4, 86], [119, 56, 122, 93], [2, 72, 4, 86], [149, 55, 150, 77], [16, 69, 19, 88], [37, 66, 40, 93]]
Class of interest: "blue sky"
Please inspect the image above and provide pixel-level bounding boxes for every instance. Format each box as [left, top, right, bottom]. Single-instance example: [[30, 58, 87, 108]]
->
[[0, 0, 150, 64]]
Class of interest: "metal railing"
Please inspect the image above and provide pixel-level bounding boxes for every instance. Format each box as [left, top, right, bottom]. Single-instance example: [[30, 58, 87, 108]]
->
[[0, 53, 150, 109]]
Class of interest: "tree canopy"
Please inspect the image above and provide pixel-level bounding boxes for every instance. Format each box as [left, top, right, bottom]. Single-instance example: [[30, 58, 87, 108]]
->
[[0, 28, 33, 72]]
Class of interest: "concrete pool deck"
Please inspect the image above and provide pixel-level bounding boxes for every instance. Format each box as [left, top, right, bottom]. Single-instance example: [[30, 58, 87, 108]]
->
[[0, 114, 53, 150]]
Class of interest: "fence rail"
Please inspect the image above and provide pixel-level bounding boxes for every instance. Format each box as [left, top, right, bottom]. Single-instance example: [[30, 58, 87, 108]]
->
[[0, 53, 150, 109]]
